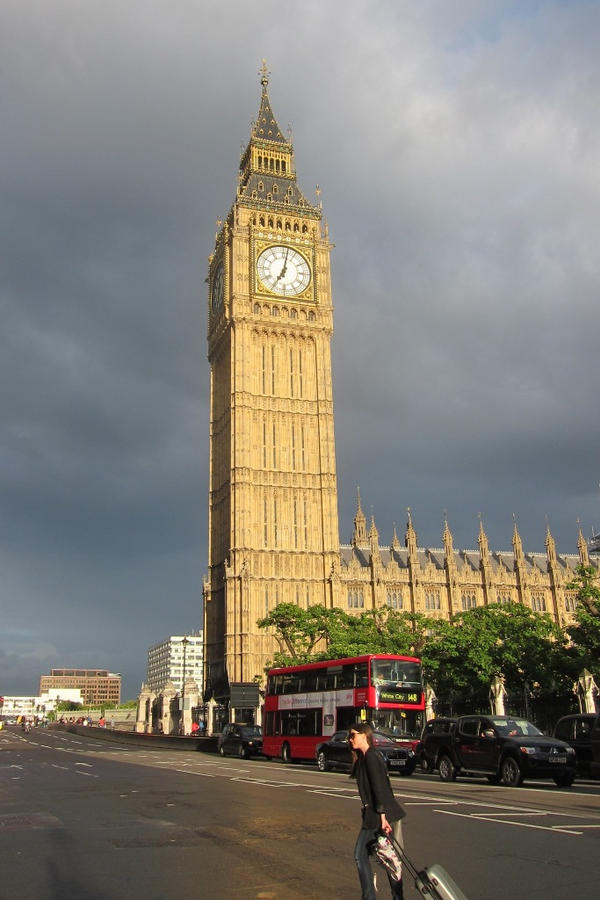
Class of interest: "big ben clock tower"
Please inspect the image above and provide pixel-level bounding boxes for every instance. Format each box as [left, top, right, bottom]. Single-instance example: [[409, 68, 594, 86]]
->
[[204, 64, 340, 698]]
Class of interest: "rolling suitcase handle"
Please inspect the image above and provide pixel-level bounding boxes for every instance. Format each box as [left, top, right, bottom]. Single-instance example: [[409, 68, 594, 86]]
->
[[387, 832, 469, 900]]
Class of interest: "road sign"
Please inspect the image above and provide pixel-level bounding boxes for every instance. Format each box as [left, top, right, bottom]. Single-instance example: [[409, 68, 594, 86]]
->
[[230, 682, 260, 707]]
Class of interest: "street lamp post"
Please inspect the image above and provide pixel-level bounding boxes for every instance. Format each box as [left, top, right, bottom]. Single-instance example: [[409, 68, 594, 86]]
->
[[181, 636, 189, 735]]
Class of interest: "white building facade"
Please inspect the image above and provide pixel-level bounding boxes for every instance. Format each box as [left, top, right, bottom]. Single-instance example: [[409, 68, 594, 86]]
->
[[146, 631, 203, 695], [1, 688, 83, 720]]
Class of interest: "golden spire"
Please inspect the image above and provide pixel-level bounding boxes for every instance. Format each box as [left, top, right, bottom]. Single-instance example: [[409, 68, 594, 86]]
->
[[443, 513, 454, 555], [512, 515, 523, 560], [478, 513, 489, 560], [545, 521, 557, 563], [577, 520, 590, 566], [405, 507, 418, 555], [352, 487, 367, 546]]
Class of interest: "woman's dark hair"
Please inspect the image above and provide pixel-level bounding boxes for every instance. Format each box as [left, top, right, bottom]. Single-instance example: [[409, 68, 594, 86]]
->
[[348, 721, 373, 778]]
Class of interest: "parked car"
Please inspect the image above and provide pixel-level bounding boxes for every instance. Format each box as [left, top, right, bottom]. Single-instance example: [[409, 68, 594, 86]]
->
[[553, 713, 599, 779], [417, 717, 457, 772], [419, 714, 577, 787], [315, 730, 417, 775], [217, 724, 263, 759]]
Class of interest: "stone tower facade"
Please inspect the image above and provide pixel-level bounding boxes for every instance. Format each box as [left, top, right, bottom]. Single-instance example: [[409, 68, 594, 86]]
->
[[204, 65, 340, 698]]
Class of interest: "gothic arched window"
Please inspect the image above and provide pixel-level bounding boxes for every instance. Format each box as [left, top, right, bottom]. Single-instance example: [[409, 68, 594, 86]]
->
[[531, 593, 546, 612], [347, 589, 364, 609], [425, 591, 441, 610], [387, 590, 403, 610], [461, 593, 476, 610]]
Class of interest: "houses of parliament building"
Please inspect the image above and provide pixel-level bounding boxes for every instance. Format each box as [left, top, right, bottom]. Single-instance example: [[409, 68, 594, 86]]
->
[[202, 65, 598, 700]]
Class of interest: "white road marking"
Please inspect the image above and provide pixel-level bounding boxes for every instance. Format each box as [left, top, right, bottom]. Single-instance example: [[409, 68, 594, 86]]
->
[[307, 790, 360, 800], [173, 769, 215, 778], [435, 808, 584, 835]]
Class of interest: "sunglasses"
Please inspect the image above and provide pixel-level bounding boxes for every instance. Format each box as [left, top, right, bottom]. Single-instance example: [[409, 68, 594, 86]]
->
[[348, 731, 359, 739]]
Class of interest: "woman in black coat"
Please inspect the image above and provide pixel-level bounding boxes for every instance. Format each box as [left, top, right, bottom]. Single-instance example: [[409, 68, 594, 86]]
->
[[350, 722, 406, 900]]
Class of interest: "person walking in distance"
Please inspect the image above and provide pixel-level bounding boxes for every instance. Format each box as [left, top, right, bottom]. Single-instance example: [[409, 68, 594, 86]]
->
[[349, 722, 406, 900]]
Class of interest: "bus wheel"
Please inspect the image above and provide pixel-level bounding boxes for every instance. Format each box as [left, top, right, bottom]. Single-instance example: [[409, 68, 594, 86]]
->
[[281, 742, 292, 764]]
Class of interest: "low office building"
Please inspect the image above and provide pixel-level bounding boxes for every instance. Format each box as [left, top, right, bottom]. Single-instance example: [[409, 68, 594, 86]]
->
[[39, 669, 121, 705]]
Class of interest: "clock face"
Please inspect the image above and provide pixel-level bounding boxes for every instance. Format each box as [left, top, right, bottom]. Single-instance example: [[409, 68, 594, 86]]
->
[[211, 263, 224, 313], [256, 245, 311, 297]]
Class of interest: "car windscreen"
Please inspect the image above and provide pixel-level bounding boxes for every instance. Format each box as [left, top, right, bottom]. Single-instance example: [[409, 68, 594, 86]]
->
[[492, 718, 543, 737], [372, 732, 396, 745], [239, 727, 261, 737]]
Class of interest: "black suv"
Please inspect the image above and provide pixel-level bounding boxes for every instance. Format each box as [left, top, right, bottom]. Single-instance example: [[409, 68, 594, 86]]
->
[[553, 713, 599, 779], [419, 715, 577, 787], [217, 724, 263, 759], [315, 730, 416, 775]]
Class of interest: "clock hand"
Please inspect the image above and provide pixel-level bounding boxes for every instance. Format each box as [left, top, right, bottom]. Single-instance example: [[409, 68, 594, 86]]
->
[[274, 248, 289, 284]]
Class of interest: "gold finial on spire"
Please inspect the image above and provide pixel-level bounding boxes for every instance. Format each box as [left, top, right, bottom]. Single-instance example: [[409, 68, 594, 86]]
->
[[260, 59, 270, 88]]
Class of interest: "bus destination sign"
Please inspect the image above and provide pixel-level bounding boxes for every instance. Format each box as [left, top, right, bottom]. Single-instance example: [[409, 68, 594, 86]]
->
[[378, 687, 421, 705]]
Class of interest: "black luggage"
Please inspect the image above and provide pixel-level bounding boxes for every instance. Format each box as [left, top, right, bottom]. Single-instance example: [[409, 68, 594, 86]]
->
[[390, 835, 469, 900]]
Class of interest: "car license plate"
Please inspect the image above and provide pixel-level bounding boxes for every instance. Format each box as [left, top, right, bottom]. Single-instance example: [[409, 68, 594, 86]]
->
[[389, 759, 406, 767], [550, 755, 567, 764]]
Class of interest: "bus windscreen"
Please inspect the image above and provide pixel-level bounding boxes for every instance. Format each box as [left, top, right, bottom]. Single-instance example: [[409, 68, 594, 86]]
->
[[371, 659, 422, 690]]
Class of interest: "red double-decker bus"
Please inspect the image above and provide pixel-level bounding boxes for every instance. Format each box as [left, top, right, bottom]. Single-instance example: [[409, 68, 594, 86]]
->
[[262, 653, 425, 762]]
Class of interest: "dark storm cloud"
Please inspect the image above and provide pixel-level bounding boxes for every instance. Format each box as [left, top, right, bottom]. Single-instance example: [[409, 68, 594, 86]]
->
[[1, 1, 599, 697]]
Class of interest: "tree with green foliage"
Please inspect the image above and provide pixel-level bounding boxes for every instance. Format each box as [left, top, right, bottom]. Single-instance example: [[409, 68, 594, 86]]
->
[[325, 608, 430, 660], [423, 603, 568, 715], [257, 603, 344, 667], [567, 564, 600, 671], [258, 603, 431, 670]]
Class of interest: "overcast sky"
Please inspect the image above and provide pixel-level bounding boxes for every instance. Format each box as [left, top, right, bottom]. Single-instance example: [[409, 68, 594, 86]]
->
[[2, 1, 599, 699]]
